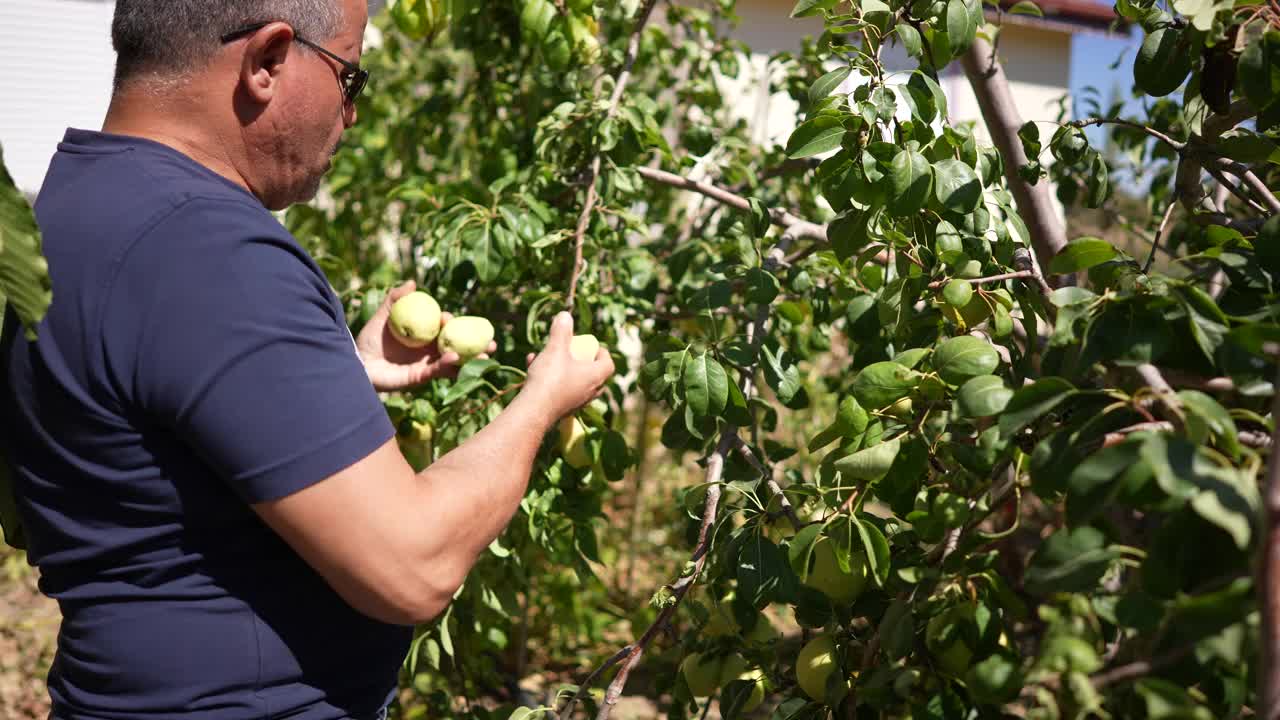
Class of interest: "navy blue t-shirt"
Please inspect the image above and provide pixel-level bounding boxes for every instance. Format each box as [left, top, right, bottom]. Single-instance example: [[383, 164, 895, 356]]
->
[[0, 129, 410, 720]]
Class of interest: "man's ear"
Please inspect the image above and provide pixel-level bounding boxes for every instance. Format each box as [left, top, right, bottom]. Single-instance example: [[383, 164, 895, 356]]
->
[[239, 22, 295, 105]]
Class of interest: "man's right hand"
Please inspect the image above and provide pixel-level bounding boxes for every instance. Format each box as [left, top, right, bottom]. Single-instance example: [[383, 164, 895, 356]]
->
[[523, 312, 615, 422]]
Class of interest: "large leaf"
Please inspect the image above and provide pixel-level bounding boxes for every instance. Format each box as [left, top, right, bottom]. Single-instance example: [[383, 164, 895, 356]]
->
[[683, 352, 730, 419], [933, 159, 983, 213], [791, 0, 840, 16], [999, 377, 1077, 435], [889, 149, 933, 216], [1141, 435, 1258, 549], [851, 361, 918, 408], [956, 375, 1013, 417], [932, 336, 999, 385], [1024, 526, 1118, 595], [1048, 237, 1119, 274], [1239, 31, 1280, 111], [0, 143, 53, 340], [834, 436, 902, 481], [786, 116, 844, 159], [1134, 26, 1193, 97], [809, 67, 851, 106]]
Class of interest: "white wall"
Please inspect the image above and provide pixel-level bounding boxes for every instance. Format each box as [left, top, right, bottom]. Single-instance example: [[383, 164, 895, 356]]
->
[[0, 0, 117, 197]]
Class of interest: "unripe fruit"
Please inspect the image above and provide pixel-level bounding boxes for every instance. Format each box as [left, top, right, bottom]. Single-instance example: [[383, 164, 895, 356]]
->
[[886, 396, 914, 421], [703, 596, 739, 637], [388, 291, 443, 348], [557, 415, 591, 468], [796, 635, 841, 702], [803, 537, 869, 604], [726, 667, 765, 712], [680, 652, 723, 697], [438, 316, 494, 360], [926, 605, 976, 677], [570, 333, 600, 362]]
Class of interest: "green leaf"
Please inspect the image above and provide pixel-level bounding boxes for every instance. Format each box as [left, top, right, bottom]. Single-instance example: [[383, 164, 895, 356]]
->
[[933, 159, 983, 213], [747, 197, 770, 239], [1050, 286, 1096, 307], [1048, 237, 1119, 274], [788, 523, 824, 578], [956, 375, 1013, 417], [791, 0, 840, 16], [1178, 390, 1241, 459], [737, 535, 793, 607], [999, 377, 1077, 435], [898, 23, 923, 57], [0, 143, 53, 341], [932, 336, 1000, 385], [889, 150, 933, 216], [809, 66, 852, 106], [1141, 435, 1258, 549], [519, 0, 557, 42], [745, 268, 780, 305], [786, 116, 845, 159], [856, 517, 892, 586], [1009, 0, 1043, 15], [1239, 31, 1280, 110], [683, 353, 730, 419], [1134, 678, 1216, 720], [1134, 27, 1193, 97], [851, 361, 918, 408], [878, 598, 914, 659], [1024, 526, 1118, 595], [834, 436, 902, 481]]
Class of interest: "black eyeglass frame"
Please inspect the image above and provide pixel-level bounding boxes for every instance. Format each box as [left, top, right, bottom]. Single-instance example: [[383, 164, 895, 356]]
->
[[219, 21, 369, 106]]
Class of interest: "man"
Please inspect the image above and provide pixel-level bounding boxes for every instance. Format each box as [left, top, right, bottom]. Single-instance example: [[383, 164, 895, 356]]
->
[[0, 1, 615, 719]]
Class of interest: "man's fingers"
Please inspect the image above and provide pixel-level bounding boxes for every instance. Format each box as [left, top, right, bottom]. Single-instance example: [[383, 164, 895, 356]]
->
[[386, 280, 417, 304], [547, 312, 574, 347]]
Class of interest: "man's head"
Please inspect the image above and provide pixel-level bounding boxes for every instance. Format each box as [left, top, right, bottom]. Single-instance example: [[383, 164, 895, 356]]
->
[[109, 0, 369, 210]]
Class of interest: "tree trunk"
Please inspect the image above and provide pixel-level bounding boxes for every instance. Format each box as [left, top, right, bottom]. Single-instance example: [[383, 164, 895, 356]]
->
[[960, 37, 1068, 272]]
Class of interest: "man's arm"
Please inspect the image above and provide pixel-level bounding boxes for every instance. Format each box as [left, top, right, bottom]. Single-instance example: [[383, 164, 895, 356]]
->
[[252, 312, 613, 625]]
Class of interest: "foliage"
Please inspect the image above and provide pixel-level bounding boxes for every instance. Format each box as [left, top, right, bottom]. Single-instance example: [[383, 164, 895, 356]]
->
[[299, 0, 1280, 716]]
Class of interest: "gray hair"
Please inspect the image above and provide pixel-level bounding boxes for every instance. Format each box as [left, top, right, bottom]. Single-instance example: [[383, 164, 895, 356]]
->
[[110, 1, 346, 90]]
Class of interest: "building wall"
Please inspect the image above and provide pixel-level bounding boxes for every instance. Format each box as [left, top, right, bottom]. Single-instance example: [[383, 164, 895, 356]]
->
[[0, 0, 117, 196]]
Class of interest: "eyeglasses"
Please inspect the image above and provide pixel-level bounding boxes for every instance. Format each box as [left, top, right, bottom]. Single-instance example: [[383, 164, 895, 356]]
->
[[220, 22, 369, 106]]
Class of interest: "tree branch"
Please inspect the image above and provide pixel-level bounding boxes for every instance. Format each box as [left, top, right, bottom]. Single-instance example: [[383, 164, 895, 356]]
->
[[926, 270, 1035, 289], [1090, 644, 1195, 690], [729, 435, 804, 530], [960, 37, 1067, 272], [635, 166, 827, 241], [1145, 200, 1178, 273], [1070, 117, 1186, 152], [1205, 154, 1280, 215], [566, 0, 662, 309]]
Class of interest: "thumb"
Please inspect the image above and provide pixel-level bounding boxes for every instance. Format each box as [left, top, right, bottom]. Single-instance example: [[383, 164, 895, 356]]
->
[[547, 311, 574, 348], [385, 280, 417, 305]]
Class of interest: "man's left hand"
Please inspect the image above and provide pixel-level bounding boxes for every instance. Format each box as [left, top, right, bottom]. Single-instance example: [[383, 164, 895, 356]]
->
[[355, 281, 496, 392]]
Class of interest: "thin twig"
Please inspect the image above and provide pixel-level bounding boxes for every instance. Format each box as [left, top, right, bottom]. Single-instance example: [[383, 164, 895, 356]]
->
[[1205, 164, 1269, 216], [1070, 117, 1186, 151], [1091, 644, 1195, 689], [566, 0, 662, 309], [556, 645, 635, 720], [729, 435, 804, 530], [926, 270, 1035, 289], [1145, 201, 1178, 273], [1135, 363, 1185, 430], [1205, 154, 1280, 215]]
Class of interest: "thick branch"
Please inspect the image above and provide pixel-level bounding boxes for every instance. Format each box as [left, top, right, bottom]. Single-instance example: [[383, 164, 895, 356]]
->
[[566, 0, 661, 308], [960, 37, 1067, 271], [1260, 367, 1280, 720], [1205, 154, 1280, 215]]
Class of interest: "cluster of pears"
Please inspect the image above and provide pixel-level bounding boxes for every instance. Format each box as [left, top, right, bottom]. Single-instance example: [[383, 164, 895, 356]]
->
[[387, 290, 603, 470], [680, 651, 767, 712], [518, 0, 601, 72], [388, 290, 495, 360]]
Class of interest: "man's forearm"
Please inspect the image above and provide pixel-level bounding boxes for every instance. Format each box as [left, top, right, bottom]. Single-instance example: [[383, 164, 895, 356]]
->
[[408, 387, 557, 585]]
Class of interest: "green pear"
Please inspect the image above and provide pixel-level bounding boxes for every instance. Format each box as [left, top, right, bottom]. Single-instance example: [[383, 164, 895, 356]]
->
[[570, 333, 600, 362], [438, 316, 494, 360], [388, 291, 442, 348]]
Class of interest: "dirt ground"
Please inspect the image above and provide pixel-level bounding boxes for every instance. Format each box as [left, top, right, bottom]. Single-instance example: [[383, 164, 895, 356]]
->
[[0, 550, 58, 720]]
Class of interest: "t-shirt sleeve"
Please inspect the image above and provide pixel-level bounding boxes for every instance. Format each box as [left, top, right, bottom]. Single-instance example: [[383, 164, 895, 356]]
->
[[101, 197, 394, 503]]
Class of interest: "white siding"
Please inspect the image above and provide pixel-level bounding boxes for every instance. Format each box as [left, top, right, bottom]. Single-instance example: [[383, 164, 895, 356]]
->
[[0, 0, 117, 196]]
